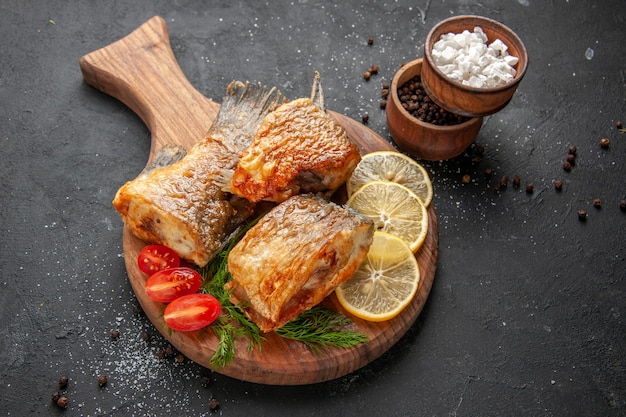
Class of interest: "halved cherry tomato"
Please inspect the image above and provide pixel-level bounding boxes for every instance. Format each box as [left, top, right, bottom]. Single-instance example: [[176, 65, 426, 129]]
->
[[145, 267, 202, 303], [163, 293, 221, 332], [137, 244, 180, 275]]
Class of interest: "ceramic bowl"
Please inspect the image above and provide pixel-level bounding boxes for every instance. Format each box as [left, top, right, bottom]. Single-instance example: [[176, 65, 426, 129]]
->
[[386, 58, 483, 161], [421, 15, 528, 117]]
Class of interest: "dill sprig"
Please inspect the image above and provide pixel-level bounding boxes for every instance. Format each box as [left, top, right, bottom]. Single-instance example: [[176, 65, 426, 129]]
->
[[198, 213, 369, 369], [276, 306, 369, 352]]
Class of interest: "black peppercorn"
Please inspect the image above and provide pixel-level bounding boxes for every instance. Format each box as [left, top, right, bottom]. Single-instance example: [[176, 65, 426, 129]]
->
[[600, 137, 610, 148], [554, 179, 563, 191], [111, 329, 120, 340], [563, 161, 571, 171], [392, 74, 469, 126], [156, 348, 166, 359], [367, 37, 374, 45], [58, 376, 69, 389], [52, 392, 61, 403], [484, 166, 493, 177], [499, 176, 508, 187], [370, 64, 379, 74], [461, 174, 471, 184], [568, 146, 577, 155], [379, 99, 387, 109], [593, 198, 602, 208], [361, 114, 369, 124], [526, 183, 534, 193], [141, 331, 151, 343], [57, 396, 69, 409], [201, 376, 211, 387], [363, 70, 371, 81], [578, 209, 587, 221], [566, 153, 576, 164], [209, 398, 220, 412], [620, 199, 626, 212], [98, 374, 108, 387], [616, 121, 623, 129], [512, 175, 521, 187]]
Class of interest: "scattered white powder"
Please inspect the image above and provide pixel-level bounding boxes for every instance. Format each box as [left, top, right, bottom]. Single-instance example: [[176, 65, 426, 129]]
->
[[431, 26, 518, 88]]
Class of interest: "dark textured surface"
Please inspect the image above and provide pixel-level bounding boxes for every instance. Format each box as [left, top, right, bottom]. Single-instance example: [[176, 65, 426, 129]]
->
[[1, 1, 624, 416]]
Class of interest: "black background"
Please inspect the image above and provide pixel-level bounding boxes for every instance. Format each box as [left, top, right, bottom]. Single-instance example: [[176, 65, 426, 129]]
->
[[1, 1, 624, 416]]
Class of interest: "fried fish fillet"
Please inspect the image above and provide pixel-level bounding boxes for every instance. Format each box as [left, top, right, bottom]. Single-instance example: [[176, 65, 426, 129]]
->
[[227, 72, 362, 203], [112, 82, 283, 267], [226, 194, 374, 332]]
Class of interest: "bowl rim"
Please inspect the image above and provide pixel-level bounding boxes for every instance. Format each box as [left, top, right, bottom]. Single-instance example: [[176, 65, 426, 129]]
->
[[390, 58, 482, 132], [423, 14, 528, 93]]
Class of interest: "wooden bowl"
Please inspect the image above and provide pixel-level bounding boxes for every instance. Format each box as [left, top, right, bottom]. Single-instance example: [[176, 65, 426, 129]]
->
[[386, 58, 483, 161], [421, 15, 528, 117]]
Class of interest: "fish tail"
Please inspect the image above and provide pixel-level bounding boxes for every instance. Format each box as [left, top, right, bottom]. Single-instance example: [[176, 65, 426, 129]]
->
[[310, 71, 326, 112], [210, 81, 285, 135]]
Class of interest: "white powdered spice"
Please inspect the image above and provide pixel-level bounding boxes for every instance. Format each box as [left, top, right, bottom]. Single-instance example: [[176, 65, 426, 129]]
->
[[432, 26, 518, 88]]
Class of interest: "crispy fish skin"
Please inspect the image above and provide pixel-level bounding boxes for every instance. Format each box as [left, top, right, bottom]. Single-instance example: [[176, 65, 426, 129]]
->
[[226, 194, 374, 333], [229, 89, 361, 203], [112, 81, 283, 267]]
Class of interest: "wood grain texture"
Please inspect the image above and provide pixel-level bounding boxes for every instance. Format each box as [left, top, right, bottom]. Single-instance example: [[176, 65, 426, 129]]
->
[[80, 15, 439, 385]]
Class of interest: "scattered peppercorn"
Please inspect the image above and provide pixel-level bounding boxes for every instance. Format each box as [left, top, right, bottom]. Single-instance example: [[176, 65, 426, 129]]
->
[[52, 391, 61, 403], [562, 161, 571, 171], [568, 146, 577, 155], [593, 198, 602, 208], [499, 176, 508, 188], [156, 348, 166, 360], [620, 199, 626, 212], [363, 70, 371, 81], [379, 99, 387, 109], [57, 396, 69, 409], [209, 398, 220, 412], [367, 37, 374, 45], [461, 174, 471, 184], [381, 88, 389, 98], [141, 331, 151, 343], [554, 179, 563, 191], [566, 153, 576, 164], [616, 121, 622, 129], [111, 329, 120, 340], [512, 175, 521, 187], [176, 353, 186, 364], [370, 64, 380, 74], [200, 376, 212, 387], [578, 209, 587, 221], [98, 374, 108, 387], [600, 137, 610, 148], [362, 113, 369, 124], [484, 166, 493, 177], [58, 376, 69, 389], [526, 183, 534, 193]]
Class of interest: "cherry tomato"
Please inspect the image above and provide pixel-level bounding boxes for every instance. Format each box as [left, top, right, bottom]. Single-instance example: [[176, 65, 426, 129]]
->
[[145, 267, 202, 303], [137, 244, 180, 275], [163, 293, 221, 332]]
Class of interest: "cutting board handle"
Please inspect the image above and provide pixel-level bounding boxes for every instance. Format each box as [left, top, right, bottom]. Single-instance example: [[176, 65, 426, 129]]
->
[[79, 16, 219, 159]]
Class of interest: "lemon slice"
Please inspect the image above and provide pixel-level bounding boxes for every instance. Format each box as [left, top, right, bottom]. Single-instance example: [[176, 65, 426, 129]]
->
[[347, 151, 433, 207], [346, 180, 428, 253], [336, 231, 420, 322]]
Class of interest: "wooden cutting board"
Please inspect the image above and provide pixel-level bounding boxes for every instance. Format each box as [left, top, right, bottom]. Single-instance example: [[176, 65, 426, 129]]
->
[[80, 16, 438, 385]]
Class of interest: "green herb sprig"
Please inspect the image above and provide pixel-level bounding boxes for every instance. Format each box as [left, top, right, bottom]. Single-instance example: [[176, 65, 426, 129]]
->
[[276, 306, 369, 352]]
